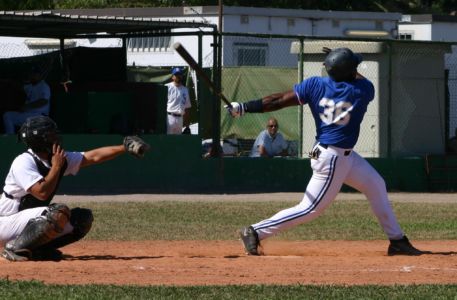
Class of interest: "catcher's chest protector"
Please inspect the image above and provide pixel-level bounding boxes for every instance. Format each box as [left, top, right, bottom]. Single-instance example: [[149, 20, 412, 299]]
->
[[18, 151, 68, 211]]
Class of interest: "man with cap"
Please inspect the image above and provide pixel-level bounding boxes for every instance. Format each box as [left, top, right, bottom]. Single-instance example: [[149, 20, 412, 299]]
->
[[3, 66, 51, 135], [165, 67, 191, 134]]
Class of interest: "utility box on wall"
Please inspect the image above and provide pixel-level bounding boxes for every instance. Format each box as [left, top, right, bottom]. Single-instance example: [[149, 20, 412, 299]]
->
[[291, 40, 451, 157]]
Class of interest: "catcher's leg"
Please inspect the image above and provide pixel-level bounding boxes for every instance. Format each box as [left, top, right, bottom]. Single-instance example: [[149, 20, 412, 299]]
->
[[36, 207, 93, 251], [2, 203, 70, 261]]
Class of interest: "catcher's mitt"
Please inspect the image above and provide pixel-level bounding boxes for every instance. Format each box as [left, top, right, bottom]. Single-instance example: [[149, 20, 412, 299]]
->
[[123, 136, 150, 158]]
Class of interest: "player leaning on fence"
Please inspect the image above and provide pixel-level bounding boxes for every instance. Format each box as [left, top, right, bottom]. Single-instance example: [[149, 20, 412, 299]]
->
[[0, 116, 150, 261], [226, 47, 426, 256]]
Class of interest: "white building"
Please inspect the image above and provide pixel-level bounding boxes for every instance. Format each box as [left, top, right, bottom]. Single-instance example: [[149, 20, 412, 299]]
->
[[0, 6, 401, 67], [399, 14, 457, 41]]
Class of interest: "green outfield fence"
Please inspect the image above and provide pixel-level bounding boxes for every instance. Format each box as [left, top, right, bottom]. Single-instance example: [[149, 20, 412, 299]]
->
[[0, 135, 432, 193]]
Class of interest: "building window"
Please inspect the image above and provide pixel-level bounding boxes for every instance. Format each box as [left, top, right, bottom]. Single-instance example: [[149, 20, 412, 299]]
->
[[398, 32, 413, 40], [287, 18, 295, 27], [128, 31, 171, 52], [240, 15, 249, 24], [375, 21, 383, 30], [234, 43, 268, 66]]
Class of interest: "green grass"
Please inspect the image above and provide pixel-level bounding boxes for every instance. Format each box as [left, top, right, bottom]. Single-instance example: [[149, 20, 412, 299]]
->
[[84, 200, 457, 240], [1, 280, 457, 299], [4, 199, 457, 299]]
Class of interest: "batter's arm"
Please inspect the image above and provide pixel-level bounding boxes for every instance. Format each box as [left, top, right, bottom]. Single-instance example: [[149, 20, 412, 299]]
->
[[261, 90, 298, 112], [226, 90, 298, 117]]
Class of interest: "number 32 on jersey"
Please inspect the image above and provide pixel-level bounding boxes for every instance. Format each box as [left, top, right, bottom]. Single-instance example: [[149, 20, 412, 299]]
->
[[319, 98, 353, 126]]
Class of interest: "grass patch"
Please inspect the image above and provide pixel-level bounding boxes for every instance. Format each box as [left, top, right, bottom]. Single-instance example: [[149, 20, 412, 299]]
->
[[4, 199, 456, 298], [1, 280, 457, 299], [69, 200, 457, 241]]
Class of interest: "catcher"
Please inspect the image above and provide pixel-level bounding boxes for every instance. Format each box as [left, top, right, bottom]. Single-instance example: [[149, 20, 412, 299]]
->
[[0, 115, 150, 261]]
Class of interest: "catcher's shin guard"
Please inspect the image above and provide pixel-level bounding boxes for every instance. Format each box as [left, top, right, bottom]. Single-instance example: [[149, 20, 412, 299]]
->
[[2, 203, 70, 261], [38, 207, 93, 250]]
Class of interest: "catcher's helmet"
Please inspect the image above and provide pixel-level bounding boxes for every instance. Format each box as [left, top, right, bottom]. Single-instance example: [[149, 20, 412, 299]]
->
[[324, 48, 362, 82], [18, 115, 60, 154]]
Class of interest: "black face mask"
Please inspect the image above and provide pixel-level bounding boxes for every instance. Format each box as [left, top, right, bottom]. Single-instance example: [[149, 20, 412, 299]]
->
[[28, 132, 62, 155]]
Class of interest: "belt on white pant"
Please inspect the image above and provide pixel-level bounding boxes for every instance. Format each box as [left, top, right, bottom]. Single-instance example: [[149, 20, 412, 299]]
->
[[167, 112, 182, 117], [319, 143, 352, 156]]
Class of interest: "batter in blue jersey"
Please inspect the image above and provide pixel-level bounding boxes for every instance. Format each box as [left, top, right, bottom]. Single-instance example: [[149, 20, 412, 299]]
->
[[295, 76, 374, 148], [226, 47, 426, 257]]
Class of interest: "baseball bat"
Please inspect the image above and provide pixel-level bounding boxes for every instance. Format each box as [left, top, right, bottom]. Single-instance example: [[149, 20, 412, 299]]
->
[[172, 42, 232, 108]]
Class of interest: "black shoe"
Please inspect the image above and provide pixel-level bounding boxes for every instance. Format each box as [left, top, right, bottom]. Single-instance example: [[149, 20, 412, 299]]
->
[[239, 226, 260, 255], [388, 236, 423, 256]]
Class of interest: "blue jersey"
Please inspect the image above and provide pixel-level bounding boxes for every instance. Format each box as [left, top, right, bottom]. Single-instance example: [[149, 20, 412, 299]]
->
[[294, 76, 375, 148]]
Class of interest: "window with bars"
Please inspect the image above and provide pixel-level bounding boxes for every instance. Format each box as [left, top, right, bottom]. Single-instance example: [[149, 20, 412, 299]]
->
[[128, 33, 171, 52], [234, 43, 268, 66]]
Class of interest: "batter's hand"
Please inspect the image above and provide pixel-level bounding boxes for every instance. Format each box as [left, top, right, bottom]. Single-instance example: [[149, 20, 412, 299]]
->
[[225, 102, 245, 118]]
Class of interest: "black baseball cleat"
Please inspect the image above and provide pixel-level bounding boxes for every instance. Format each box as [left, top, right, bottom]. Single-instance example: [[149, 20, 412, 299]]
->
[[239, 226, 260, 255], [387, 236, 423, 256]]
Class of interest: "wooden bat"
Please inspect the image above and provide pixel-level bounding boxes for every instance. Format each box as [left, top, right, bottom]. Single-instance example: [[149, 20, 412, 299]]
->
[[172, 42, 232, 108]]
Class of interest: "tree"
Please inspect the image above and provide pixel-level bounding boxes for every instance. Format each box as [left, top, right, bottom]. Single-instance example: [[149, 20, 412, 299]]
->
[[0, 0, 454, 14]]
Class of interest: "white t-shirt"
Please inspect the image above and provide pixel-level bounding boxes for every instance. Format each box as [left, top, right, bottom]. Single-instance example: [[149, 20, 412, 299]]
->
[[24, 80, 51, 115], [0, 149, 83, 216], [166, 82, 191, 115]]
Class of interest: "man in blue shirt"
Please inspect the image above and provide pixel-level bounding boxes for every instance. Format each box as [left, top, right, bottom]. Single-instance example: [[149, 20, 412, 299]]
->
[[3, 66, 51, 135], [250, 117, 288, 157], [226, 47, 424, 257]]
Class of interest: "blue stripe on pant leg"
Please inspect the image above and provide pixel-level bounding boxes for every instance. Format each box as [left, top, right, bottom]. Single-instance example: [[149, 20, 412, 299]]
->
[[254, 155, 338, 231]]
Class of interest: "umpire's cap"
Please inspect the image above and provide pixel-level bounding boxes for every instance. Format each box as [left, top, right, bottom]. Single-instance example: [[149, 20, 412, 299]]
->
[[324, 48, 362, 82], [171, 67, 184, 76]]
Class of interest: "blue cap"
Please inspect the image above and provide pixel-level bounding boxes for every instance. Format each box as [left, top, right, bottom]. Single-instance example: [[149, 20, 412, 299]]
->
[[171, 67, 183, 76]]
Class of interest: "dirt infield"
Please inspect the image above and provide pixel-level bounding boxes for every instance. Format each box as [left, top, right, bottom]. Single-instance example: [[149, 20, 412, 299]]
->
[[1, 240, 457, 286], [1, 193, 456, 286]]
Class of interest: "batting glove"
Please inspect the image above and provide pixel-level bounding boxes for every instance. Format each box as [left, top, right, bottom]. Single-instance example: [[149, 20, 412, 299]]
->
[[225, 102, 245, 118]]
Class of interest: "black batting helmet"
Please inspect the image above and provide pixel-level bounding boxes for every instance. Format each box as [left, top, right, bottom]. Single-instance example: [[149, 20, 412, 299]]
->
[[18, 115, 60, 154], [324, 48, 362, 82]]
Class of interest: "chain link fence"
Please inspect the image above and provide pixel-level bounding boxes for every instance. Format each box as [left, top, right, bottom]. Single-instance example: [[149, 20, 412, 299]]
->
[[219, 33, 457, 158], [0, 33, 456, 158]]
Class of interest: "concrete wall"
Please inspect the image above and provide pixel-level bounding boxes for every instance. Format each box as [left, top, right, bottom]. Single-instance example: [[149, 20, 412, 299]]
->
[[0, 135, 431, 194]]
